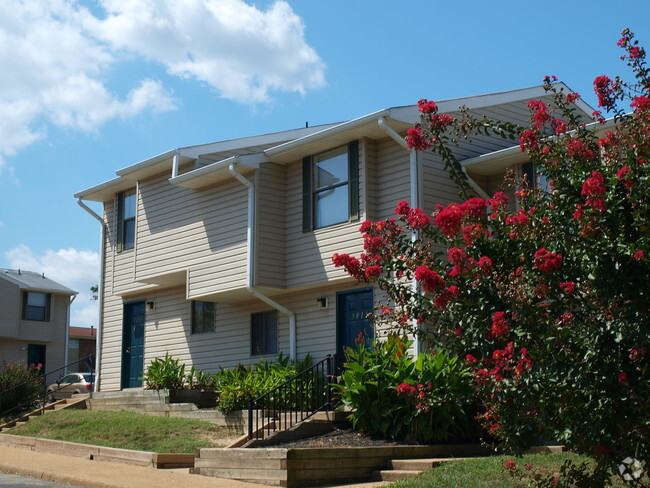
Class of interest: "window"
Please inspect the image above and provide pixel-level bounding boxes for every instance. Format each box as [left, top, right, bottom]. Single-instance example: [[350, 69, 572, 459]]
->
[[302, 141, 359, 231], [191, 301, 216, 334], [251, 310, 277, 355], [22, 292, 51, 321], [522, 162, 549, 191], [117, 189, 136, 251]]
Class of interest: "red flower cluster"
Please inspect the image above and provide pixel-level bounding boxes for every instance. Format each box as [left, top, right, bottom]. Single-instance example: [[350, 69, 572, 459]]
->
[[414, 266, 444, 293], [448, 247, 467, 265], [434, 285, 459, 309], [616, 166, 633, 189], [560, 282, 575, 294], [533, 248, 563, 273], [429, 113, 455, 129], [505, 459, 517, 471], [332, 253, 364, 280], [634, 250, 645, 260], [528, 100, 550, 130], [396, 382, 417, 395], [406, 127, 430, 151], [566, 138, 595, 161], [491, 312, 510, 338], [462, 223, 489, 246], [417, 99, 438, 114], [487, 191, 509, 210], [434, 199, 487, 237], [365, 265, 382, 278], [593, 75, 617, 110], [519, 129, 540, 152], [631, 96, 650, 111], [566, 92, 581, 104]]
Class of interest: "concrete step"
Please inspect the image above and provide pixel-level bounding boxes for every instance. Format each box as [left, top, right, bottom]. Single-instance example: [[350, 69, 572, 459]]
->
[[372, 469, 421, 482]]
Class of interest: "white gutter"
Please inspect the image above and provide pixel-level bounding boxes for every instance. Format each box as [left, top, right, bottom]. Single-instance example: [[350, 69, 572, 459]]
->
[[76, 198, 105, 392], [171, 149, 180, 179], [228, 162, 297, 360]]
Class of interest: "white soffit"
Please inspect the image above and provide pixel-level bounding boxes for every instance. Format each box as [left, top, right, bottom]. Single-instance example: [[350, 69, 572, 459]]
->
[[462, 145, 526, 175], [74, 177, 135, 203]]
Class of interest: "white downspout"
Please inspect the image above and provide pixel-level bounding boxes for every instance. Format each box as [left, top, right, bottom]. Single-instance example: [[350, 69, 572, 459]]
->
[[64, 293, 77, 374], [76, 198, 105, 392], [378, 117, 423, 356], [228, 163, 297, 360], [171, 149, 180, 178]]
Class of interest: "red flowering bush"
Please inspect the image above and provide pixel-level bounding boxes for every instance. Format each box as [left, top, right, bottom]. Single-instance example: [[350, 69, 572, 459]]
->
[[333, 29, 649, 485]]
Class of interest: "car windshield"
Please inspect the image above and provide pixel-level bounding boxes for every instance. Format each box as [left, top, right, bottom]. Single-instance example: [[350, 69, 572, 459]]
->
[[82, 374, 95, 383]]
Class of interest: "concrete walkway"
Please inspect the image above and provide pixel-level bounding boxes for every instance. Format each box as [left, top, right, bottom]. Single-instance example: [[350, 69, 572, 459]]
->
[[0, 445, 388, 488]]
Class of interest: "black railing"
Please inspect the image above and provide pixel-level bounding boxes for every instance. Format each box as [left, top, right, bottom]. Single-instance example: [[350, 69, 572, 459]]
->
[[0, 355, 95, 419], [247, 354, 338, 441]]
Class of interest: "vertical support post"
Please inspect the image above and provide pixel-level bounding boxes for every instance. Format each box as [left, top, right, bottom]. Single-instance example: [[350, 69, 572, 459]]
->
[[326, 354, 332, 411], [248, 399, 253, 440]]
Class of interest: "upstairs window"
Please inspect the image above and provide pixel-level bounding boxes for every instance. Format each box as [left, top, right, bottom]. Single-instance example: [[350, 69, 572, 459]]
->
[[522, 162, 549, 191], [117, 189, 136, 251], [303, 141, 359, 231], [191, 301, 216, 334], [251, 310, 277, 356], [22, 292, 51, 322]]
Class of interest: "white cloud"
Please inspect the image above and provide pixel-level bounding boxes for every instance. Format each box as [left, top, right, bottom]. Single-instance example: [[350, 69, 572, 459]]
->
[[5, 245, 100, 327], [0, 0, 325, 171], [0, 1, 176, 165], [96, 0, 325, 103]]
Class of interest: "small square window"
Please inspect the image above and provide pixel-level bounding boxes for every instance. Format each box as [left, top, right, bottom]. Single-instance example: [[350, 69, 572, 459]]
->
[[191, 301, 215, 334], [23, 292, 51, 322], [251, 311, 277, 356]]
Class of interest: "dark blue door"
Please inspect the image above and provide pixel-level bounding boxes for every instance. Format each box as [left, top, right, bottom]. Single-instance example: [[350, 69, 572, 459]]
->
[[121, 300, 145, 389], [337, 288, 374, 357]]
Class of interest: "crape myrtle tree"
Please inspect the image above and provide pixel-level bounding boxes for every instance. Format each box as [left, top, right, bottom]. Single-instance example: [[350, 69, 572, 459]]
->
[[333, 29, 649, 485]]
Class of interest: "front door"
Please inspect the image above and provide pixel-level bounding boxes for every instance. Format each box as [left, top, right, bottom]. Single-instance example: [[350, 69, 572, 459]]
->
[[336, 288, 374, 357], [121, 300, 145, 389], [27, 344, 46, 371]]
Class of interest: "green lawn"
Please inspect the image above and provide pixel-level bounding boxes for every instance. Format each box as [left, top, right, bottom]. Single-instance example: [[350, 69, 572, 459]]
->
[[7, 409, 239, 453], [386, 453, 627, 488]]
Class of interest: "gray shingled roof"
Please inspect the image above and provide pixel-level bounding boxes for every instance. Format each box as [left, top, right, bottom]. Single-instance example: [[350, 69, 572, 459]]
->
[[0, 269, 77, 295]]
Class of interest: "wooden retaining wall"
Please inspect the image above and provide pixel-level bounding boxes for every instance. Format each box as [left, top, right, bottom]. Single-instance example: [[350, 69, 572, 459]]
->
[[192, 445, 491, 487]]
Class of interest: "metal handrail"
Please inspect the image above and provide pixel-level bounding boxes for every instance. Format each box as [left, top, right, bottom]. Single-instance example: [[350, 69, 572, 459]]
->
[[0, 355, 95, 418], [247, 354, 338, 441]]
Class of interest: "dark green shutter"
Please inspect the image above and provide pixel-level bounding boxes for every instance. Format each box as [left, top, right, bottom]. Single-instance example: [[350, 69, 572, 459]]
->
[[302, 156, 312, 232], [116, 192, 124, 252], [348, 140, 360, 221]]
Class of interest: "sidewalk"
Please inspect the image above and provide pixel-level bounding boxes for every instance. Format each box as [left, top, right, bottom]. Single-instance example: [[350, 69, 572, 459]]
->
[[0, 445, 388, 488]]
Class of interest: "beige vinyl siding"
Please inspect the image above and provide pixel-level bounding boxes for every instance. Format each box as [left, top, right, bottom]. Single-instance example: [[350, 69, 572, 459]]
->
[[255, 162, 286, 288], [375, 137, 410, 219], [134, 174, 248, 298], [284, 141, 370, 290], [364, 138, 379, 220], [98, 282, 383, 391], [0, 340, 25, 365], [420, 150, 467, 215], [0, 278, 19, 338]]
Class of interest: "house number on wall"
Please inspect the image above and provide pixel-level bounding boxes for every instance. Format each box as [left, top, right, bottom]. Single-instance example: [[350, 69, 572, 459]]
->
[[350, 312, 366, 320]]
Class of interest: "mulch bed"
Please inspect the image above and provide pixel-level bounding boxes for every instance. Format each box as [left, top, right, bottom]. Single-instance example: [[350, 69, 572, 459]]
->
[[263, 423, 424, 448]]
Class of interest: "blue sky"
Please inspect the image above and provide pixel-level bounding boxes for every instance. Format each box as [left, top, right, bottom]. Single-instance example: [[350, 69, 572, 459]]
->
[[1, 0, 648, 326]]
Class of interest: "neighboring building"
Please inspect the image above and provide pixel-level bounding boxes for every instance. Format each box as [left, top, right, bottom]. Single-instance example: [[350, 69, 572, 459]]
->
[[0, 269, 77, 379], [75, 85, 595, 392], [68, 326, 97, 372]]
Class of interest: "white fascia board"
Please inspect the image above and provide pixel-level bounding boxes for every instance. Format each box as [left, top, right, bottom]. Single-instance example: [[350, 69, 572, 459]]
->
[[74, 177, 135, 202], [179, 123, 341, 159], [115, 149, 177, 178], [265, 109, 391, 157], [169, 153, 268, 189]]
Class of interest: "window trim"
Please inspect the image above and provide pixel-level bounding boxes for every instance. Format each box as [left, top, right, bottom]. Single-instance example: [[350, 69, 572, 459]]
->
[[250, 310, 278, 356], [302, 140, 359, 232], [22, 291, 51, 322], [116, 189, 137, 252], [191, 300, 216, 335]]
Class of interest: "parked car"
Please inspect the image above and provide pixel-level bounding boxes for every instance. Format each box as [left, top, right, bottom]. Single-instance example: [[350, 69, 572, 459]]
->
[[46, 373, 94, 401]]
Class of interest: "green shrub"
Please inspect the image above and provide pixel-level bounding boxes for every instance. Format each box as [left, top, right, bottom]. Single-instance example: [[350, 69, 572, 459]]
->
[[336, 335, 475, 442], [142, 353, 186, 390], [215, 353, 313, 412], [0, 361, 43, 415]]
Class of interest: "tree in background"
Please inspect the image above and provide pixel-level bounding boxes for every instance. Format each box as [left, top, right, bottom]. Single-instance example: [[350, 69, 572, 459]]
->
[[333, 29, 648, 486]]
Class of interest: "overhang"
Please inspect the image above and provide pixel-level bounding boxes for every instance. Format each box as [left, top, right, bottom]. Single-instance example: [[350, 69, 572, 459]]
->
[[74, 177, 135, 203], [170, 153, 267, 190]]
